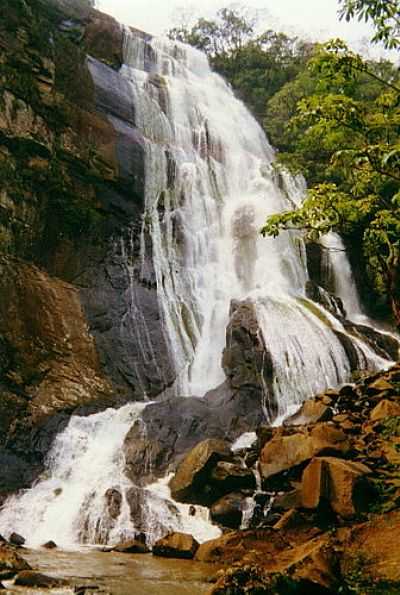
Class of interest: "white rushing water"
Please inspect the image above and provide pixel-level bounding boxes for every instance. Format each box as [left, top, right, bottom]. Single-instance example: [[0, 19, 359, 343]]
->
[[0, 404, 219, 548], [120, 30, 392, 410]]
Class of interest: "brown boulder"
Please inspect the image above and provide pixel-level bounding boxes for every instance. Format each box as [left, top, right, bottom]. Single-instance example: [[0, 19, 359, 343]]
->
[[284, 400, 332, 427], [301, 457, 371, 518], [272, 485, 302, 511], [340, 510, 400, 583], [259, 424, 349, 480], [169, 439, 232, 504], [366, 378, 395, 395], [370, 399, 400, 422], [111, 539, 149, 554], [0, 545, 31, 580], [260, 433, 314, 480], [195, 529, 288, 564], [152, 532, 199, 559]]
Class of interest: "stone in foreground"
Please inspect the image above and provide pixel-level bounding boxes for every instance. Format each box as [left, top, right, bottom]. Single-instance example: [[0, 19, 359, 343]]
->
[[301, 456, 372, 518], [152, 532, 199, 559]]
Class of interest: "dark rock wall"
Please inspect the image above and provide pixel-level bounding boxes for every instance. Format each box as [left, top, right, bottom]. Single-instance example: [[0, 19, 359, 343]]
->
[[0, 0, 174, 491]]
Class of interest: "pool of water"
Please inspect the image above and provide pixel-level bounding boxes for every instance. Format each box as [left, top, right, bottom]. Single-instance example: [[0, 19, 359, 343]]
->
[[7, 548, 219, 594]]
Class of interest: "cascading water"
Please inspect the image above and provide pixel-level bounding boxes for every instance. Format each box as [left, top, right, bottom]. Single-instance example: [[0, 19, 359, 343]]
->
[[120, 30, 393, 408], [0, 29, 396, 549], [0, 403, 219, 547]]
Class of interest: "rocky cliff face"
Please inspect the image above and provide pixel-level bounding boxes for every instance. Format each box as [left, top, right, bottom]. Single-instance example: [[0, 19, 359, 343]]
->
[[0, 0, 174, 491]]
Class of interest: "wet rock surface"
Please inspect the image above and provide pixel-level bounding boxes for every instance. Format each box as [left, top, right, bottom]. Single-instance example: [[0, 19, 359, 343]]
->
[[210, 492, 247, 529], [169, 439, 232, 505], [153, 532, 199, 560], [222, 300, 276, 417], [110, 539, 149, 554], [0, 0, 176, 496], [123, 385, 265, 486]]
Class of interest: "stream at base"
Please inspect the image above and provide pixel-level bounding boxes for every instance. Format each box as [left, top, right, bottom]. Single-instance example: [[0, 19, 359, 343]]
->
[[8, 549, 217, 595]]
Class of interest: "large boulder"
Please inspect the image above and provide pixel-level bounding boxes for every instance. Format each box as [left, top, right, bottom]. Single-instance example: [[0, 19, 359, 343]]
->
[[339, 510, 400, 583], [259, 424, 349, 480], [370, 399, 400, 421], [284, 400, 332, 427], [169, 439, 232, 505], [152, 532, 199, 559], [111, 539, 149, 554], [301, 457, 372, 518], [222, 300, 276, 416]]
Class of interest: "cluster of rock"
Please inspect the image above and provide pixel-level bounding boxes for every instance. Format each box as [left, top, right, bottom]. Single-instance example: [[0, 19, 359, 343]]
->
[[156, 362, 400, 593]]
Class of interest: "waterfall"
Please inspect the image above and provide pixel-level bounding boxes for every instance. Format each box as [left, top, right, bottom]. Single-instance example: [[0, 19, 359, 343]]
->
[[0, 403, 219, 547], [120, 30, 392, 406], [0, 29, 396, 550]]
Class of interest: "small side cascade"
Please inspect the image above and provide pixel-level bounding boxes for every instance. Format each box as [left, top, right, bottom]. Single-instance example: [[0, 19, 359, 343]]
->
[[0, 405, 219, 548]]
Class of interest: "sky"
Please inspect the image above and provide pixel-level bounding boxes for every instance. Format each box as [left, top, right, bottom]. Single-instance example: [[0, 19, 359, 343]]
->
[[97, 0, 397, 61]]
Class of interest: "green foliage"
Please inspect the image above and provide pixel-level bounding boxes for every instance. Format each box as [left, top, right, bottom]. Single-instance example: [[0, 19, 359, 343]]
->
[[340, 552, 400, 593], [379, 415, 400, 438], [338, 0, 400, 49], [169, 7, 256, 56], [263, 38, 400, 324]]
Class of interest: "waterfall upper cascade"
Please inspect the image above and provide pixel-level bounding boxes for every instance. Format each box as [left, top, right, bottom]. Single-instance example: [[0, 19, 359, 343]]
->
[[120, 30, 392, 411], [0, 30, 396, 550]]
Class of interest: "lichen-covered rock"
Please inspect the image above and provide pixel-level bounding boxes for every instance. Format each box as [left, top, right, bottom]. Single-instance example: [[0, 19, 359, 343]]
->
[[152, 532, 199, 559]]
